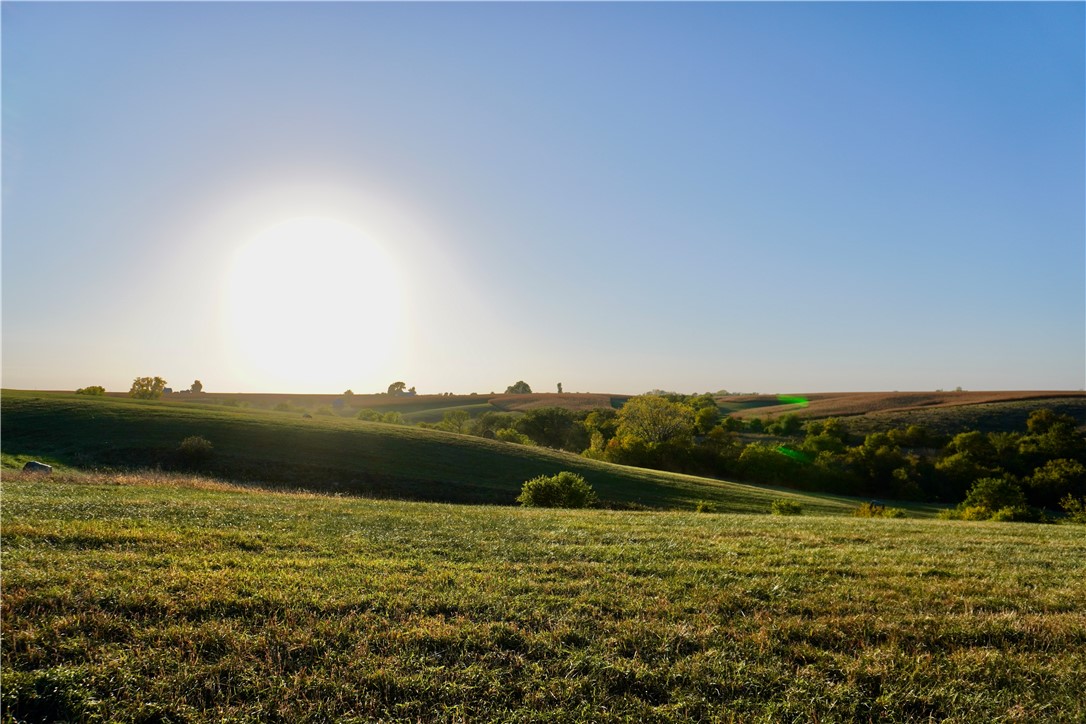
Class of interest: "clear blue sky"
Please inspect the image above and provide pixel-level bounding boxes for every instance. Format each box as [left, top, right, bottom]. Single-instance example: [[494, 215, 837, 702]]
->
[[3, 2, 1083, 394]]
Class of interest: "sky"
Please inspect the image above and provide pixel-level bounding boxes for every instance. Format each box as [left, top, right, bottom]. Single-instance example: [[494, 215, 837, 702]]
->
[[2, 2, 1083, 395]]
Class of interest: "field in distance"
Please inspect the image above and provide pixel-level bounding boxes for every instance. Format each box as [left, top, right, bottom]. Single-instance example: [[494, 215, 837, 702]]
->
[[720, 390, 1085, 427], [2, 473, 1083, 722]]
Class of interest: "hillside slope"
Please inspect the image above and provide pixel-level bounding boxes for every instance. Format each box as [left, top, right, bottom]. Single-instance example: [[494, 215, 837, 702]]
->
[[0, 391, 862, 515]]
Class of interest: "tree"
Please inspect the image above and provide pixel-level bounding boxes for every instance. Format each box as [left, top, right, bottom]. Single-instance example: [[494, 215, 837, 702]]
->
[[387, 381, 407, 395], [75, 386, 105, 396], [951, 476, 1031, 521], [129, 376, 167, 400], [506, 380, 532, 394], [516, 407, 577, 449], [440, 410, 470, 434], [1027, 459, 1086, 508], [615, 395, 694, 445], [343, 389, 354, 396], [190, 380, 203, 394], [694, 405, 721, 435], [557, 382, 563, 393]]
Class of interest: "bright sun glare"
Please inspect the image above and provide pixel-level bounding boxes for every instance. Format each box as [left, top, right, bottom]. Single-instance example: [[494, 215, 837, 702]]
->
[[224, 217, 405, 391]]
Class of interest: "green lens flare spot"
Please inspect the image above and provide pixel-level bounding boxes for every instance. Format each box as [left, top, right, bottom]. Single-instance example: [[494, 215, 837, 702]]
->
[[777, 395, 809, 408], [776, 445, 812, 464]]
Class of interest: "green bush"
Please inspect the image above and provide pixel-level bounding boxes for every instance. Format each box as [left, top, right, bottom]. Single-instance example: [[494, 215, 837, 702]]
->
[[177, 436, 213, 466], [496, 428, 533, 445], [770, 499, 802, 516], [74, 386, 105, 396], [943, 477, 1036, 521], [989, 506, 1037, 523], [1060, 495, 1086, 524], [517, 472, 598, 508], [695, 500, 718, 513], [853, 502, 907, 519]]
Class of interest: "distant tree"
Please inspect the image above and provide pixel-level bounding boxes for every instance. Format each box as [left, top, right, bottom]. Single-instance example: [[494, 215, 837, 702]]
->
[[694, 405, 721, 435], [583, 408, 620, 452], [387, 381, 407, 395], [381, 411, 405, 425], [557, 382, 563, 393], [506, 380, 532, 394], [616, 395, 694, 445], [408, 386, 416, 395], [1027, 459, 1086, 508], [129, 376, 167, 400], [440, 409, 470, 434], [470, 411, 519, 439], [496, 427, 533, 445], [767, 413, 803, 437], [75, 386, 105, 396], [190, 380, 203, 394], [357, 408, 381, 422], [343, 389, 354, 396], [946, 476, 1033, 521], [516, 407, 578, 450]]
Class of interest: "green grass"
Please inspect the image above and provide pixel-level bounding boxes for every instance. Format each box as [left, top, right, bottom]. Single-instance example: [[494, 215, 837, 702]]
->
[[2, 473, 1084, 722], [1, 390, 873, 515]]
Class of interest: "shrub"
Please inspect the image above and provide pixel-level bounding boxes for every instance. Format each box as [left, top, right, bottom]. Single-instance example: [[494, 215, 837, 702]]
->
[[517, 472, 598, 508], [695, 500, 718, 513], [770, 499, 802, 516], [989, 506, 1037, 523], [75, 386, 105, 396], [177, 436, 213, 466], [496, 428, 533, 445], [1060, 495, 1086, 524], [853, 501, 907, 519], [944, 477, 1031, 521]]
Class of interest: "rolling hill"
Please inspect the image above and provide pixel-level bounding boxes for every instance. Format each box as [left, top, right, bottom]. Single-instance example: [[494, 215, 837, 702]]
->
[[0, 390, 865, 515]]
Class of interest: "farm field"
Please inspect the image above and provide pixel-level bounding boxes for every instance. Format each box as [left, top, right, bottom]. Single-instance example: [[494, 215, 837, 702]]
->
[[719, 390, 1086, 425], [2, 473, 1084, 722]]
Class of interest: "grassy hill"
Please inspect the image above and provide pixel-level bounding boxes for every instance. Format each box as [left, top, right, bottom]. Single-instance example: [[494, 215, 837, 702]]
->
[[1, 390, 869, 515], [3, 474, 1083, 722]]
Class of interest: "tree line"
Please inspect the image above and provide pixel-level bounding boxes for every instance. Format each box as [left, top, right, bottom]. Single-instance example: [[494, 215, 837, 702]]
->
[[403, 393, 1084, 520]]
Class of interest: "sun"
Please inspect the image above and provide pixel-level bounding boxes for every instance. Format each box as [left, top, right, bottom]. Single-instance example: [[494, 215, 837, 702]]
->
[[223, 216, 405, 391]]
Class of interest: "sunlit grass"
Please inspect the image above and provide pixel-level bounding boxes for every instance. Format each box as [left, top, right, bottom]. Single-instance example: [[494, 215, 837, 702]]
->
[[3, 474, 1084, 722]]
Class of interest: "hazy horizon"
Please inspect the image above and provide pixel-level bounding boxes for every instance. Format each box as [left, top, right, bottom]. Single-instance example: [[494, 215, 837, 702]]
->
[[3, 3, 1083, 395]]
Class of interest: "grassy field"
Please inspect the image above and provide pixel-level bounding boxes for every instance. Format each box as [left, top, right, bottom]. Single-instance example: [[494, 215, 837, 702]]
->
[[2, 473, 1084, 722], [1, 390, 869, 515]]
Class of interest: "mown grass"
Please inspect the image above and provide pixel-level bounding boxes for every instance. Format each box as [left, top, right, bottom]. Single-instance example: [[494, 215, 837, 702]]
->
[[3, 473, 1084, 722], [0, 390, 868, 515]]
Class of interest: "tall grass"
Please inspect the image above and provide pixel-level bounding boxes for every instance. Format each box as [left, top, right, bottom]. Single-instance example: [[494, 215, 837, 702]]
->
[[3, 474, 1084, 722]]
